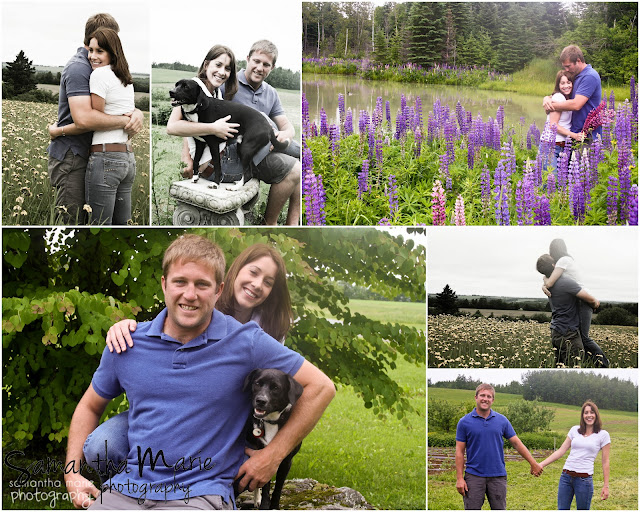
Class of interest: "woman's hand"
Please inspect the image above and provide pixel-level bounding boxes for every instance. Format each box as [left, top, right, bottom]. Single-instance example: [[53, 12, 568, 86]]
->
[[569, 131, 586, 142], [601, 486, 609, 500], [48, 123, 59, 140], [105, 319, 137, 353], [209, 115, 239, 140]]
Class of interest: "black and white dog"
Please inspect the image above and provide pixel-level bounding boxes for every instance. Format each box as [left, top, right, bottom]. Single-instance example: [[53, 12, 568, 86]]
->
[[240, 368, 303, 509], [169, 79, 290, 186]]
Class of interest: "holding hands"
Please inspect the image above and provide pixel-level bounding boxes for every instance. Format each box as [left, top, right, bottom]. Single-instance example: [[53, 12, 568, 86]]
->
[[530, 461, 544, 477]]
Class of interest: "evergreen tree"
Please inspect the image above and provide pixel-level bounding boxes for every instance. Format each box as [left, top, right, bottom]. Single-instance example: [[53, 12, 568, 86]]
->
[[3, 50, 37, 98], [433, 284, 458, 315]]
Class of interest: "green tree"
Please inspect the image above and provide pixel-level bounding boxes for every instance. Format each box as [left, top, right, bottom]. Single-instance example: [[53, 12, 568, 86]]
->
[[3, 50, 37, 98], [432, 284, 458, 315], [501, 399, 555, 433], [3, 227, 426, 451], [428, 399, 470, 432]]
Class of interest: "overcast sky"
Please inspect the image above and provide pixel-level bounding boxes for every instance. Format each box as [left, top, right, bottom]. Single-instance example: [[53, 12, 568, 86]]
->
[[150, 1, 301, 72], [428, 368, 639, 386], [428, 227, 638, 302], [2, 1, 150, 74], [2, 0, 301, 75]]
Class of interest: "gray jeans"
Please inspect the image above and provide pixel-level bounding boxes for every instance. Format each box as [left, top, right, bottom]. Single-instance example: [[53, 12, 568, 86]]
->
[[551, 328, 584, 367], [89, 489, 234, 510], [463, 473, 507, 510], [48, 149, 87, 224], [85, 151, 136, 225]]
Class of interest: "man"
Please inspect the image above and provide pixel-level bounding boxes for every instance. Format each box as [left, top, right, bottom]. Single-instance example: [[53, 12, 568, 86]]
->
[[455, 384, 543, 510], [543, 45, 602, 140], [47, 13, 144, 224], [64, 235, 335, 509], [224, 40, 301, 226], [536, 254, 606, 367]]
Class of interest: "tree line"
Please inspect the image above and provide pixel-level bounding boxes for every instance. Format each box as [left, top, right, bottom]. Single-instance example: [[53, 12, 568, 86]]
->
[[153, 60, 300, 91], [429, 284, 638, 326], [428, 370, 638, 412], [303, 2, 638, 81]]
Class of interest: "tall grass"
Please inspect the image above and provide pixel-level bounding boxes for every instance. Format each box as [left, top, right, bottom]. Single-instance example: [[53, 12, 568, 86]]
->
[[2, 100, 150, 225]]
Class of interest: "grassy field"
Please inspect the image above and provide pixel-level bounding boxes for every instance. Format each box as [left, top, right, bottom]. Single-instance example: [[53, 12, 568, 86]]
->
[[2, 99, 150, 225], [479, 58, 631, 102], [150, 67, 301, 226], [309, 298, 426, 332], [428, 315, 637, 368], [428, 388, 638, 510]]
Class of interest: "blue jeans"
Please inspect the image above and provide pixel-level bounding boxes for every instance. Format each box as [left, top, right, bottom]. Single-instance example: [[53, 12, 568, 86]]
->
[[85, 151, 136, 225], [544, 144, 565, 176], [558, 471, 594, 510], [83, 410, 130, 481], [579, 300, 609, 367]]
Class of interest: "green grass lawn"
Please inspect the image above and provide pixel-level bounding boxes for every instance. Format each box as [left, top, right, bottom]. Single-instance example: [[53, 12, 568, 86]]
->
[[428, 388, 638, 510]]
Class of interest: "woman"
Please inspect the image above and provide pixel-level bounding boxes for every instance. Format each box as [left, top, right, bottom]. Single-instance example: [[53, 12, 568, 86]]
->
[[539, 401, 610, 509], [166, 45, 240, 180], [544, 70, 585, 173], [49, 28, 136, 225], [83, 243, 294, 475]]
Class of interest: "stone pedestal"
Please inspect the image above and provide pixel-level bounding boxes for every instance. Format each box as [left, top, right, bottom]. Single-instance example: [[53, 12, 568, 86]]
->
[[170, 178, 260, 225]]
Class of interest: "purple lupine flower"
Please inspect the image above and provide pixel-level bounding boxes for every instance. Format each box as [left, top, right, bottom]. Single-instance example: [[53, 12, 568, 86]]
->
[[607, 176, 619, 225], [394, 108, 406, 140], [609, 90, 615, 111], [568, 153, 586, 224], [376, 135, 384, 170], [344, 109, 353, 136], [385, 100, 391, 126], [368, 124, 375, 161], [547, 172, 556, 196], [358, 159, 370, 198], [589, 137, 604, 175], [480, 164, 491, 211], [427, 112, 437, 144], [415, 96, 423, 130], [329, 124, 340, 162], [631, 76, 638, 140], [443, 119, 456, 165], [302, 92, 310, 137], [319, 108, 328, 136], [527, 124, 541, 150], [453, 195, 466, 226], [601, 123, 612, 151], [439, 153, 452, 190], [431, 179, 446, 226], [377, 217, 391, 226], [515, 173, 535, 226], [533, 195, 552, 225], [629, 184, 638, 225], [387, 174, 399, 218], [456, 101, 467, 134], [618, 154, 632, 222], [557, 142, 572, 190], [338, 93, 345, 128], [303, 165, 326, 226], [373, 97, 384, 131], [414, 126, 423, 157], [493, 158, 510, 225], [496, 105, 505, 132]]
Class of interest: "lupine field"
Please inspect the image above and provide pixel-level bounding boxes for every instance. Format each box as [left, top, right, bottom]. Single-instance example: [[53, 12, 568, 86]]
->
[[428, 315, 638, 368], [302, 79, 639, 226]]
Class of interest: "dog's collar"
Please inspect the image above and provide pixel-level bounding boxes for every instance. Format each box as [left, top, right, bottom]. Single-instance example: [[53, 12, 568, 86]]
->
[[192, 77, 215, 98]]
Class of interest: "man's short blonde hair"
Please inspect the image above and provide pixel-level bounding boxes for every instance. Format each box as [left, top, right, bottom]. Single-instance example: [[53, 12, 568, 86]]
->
[[162, 234, 225, 286], [560, 45, 585, 65], [248, 39, 278, 67], [475, 383, 495, 398], [84, 13, 120, 45]]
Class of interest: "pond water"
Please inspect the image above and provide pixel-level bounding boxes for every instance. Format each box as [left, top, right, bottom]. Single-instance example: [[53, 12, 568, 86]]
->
[[303, 73, 551, 135]]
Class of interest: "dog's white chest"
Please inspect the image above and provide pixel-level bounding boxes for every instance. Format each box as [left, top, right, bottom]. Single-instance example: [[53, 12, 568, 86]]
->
[[262, 422, 279, 445]]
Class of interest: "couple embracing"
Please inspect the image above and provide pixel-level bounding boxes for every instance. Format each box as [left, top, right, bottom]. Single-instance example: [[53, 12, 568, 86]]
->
[[456, 384, 610, 510], [47, 13, 143, 226]]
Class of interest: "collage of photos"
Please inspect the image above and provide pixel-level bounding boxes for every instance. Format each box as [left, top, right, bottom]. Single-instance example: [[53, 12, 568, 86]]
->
[[0, 0, 637, 511]]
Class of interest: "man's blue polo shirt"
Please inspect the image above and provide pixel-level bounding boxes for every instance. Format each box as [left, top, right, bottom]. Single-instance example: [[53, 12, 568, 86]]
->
[[91, 308, 304, 504], [223, 69, 285, 120], [456, 409, 516, 477], [570, 64, 602, 138], [47, 47, 93, 160]]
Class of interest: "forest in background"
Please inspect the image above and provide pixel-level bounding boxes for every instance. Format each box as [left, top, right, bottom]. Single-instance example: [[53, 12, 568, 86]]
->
[[302, 2, 638, 82]]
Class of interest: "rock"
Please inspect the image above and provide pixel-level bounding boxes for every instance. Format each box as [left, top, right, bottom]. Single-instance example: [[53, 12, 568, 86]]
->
[[236, 478, 375, 510]]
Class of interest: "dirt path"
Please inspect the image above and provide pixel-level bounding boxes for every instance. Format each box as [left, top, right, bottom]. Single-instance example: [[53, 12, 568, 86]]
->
[[428, 447, 553, 474]]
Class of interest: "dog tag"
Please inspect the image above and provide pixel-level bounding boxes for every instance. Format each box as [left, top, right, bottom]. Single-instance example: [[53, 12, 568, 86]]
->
[[253, 427, 263, 438]]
